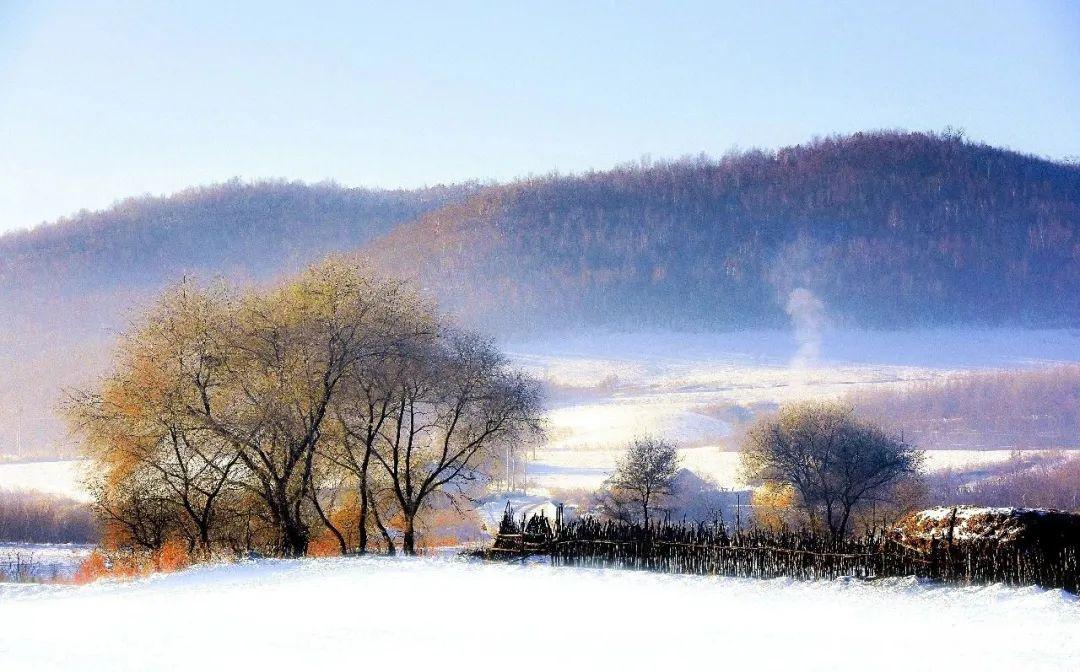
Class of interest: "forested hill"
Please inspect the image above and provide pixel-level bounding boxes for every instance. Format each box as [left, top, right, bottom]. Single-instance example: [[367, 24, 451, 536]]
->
[[0, 180, 465, 302], [365, 131, 1080, 332]]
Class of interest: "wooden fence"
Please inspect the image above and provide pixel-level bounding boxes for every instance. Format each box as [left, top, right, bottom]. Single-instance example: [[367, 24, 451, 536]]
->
[[488, 505, 1080, 593]]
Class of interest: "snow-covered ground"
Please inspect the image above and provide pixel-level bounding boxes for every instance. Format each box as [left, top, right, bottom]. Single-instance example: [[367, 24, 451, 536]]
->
[[505, 329, 1080, 494], [0, 555, 1077, 671]]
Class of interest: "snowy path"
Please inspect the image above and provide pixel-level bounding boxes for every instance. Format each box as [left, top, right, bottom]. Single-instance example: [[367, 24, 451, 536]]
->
[[1, 556, 1078, 671]]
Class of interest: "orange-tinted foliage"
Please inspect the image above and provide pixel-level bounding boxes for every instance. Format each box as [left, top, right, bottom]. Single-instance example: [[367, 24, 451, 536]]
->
[[73, 551, 109, 585], [307, 532, 344, 558], [153, 539, 191, 572], [417, 506, 483, 550], [110, 556, 146, 579]]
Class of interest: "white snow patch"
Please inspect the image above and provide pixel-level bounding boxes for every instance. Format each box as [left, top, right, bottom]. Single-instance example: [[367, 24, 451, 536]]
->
[[0, 556, 1077, 671]]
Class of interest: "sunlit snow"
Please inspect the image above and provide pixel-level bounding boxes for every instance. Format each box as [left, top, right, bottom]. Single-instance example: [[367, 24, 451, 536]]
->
[[1, 556, 1077, 671], [505, 329, 1080, 494]]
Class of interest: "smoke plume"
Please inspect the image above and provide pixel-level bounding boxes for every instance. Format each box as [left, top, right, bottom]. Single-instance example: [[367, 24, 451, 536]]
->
[[786, 287, 826, 367]]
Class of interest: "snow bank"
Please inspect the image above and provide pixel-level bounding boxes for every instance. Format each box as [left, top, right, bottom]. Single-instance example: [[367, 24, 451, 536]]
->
[[1, 556, 1078, 671]]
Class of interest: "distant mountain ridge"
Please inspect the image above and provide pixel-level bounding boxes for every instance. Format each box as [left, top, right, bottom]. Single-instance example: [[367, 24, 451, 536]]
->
[[363, 131, 1080, 332], [0, 179, 466, 300]]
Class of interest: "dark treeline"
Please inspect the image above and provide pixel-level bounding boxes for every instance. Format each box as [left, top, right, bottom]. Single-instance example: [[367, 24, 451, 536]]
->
[[371, 130, 1080, 332], [930, 452, 1080, 511], [0, 491, 98, 544]]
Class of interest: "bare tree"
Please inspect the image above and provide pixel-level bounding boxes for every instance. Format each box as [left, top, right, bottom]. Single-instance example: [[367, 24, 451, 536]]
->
[[67, 258, 543, 559], [325, 300, 434, 555], [741, 401, 923, 540], [606, 436, 680, 524], [66, 283, 240, 556], [369, 332, 543, 555]]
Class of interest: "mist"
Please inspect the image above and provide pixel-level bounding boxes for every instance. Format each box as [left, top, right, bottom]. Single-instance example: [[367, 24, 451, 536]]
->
[[785, 287, 826, 368]]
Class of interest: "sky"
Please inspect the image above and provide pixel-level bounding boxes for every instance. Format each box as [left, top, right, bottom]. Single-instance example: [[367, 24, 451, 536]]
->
[[1, 1, 1078, 233]]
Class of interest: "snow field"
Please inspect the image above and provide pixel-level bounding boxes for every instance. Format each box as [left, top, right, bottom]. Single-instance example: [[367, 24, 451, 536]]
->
[[0, 555, 1078, 671]]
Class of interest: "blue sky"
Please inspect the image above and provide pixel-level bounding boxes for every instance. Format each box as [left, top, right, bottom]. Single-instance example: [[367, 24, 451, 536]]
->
[[1, 1, 1078, 233]]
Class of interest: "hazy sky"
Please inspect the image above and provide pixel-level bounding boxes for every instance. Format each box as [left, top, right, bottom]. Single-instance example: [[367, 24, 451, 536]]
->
[[1, 1, 1078, 233]]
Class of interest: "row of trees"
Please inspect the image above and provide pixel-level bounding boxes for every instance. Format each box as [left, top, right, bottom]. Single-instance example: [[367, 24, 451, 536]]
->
[[67, 259, 542, 557], [847, 365, 1080, 450]]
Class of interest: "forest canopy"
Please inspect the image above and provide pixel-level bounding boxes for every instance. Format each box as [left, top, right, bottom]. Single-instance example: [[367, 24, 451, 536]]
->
[[368, 131, 1080, 332]]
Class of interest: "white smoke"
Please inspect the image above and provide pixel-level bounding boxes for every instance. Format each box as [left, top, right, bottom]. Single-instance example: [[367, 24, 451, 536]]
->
[[786, 287, 826, 368]]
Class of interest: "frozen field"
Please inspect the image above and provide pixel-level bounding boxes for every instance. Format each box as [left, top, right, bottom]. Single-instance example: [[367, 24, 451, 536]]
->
[[0, 543, 92, 581], [526, 446, 1074, 492], [0, 556, 1077, 671], [505, 329, 1080, 493]]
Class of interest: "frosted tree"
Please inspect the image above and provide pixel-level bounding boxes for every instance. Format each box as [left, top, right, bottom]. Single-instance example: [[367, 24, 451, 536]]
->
[[741, 401, 922, 540], [607, 435, 681, 524]]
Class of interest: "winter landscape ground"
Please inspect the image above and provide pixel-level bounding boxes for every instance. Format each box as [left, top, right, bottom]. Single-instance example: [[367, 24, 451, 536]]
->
[[3, 5, 1079, 670], [507, 328, 1080, 493], [1, 555, 1078, 672]]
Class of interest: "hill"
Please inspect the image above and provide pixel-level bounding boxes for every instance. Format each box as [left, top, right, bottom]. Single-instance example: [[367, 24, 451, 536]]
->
[[0, 180, 465, 459], [0, 179, 466, 312], [365, 131, 1080, 332]]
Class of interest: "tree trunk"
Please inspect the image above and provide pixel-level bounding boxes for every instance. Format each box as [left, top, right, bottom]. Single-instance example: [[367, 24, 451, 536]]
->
[[281, 520, 309, 558], [310, 490, 347, 555], [402, 512, 417, 556], [357, 487, 369, 555], [273, 491, 309, 557], [371, 501, 395, 555], [195, 523, 213, 560], [836, 505, 853, 542]]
